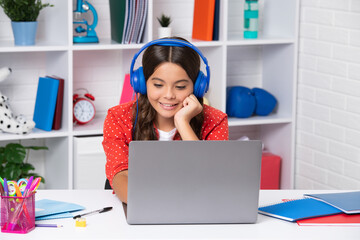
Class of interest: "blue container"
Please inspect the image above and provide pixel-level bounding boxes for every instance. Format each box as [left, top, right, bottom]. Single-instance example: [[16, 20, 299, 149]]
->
[[226, 86, 256, 118], [11, 21, 38, 46]]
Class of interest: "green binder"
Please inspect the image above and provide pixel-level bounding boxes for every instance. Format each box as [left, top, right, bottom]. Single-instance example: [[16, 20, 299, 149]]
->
[[109, 0, 127, 43]]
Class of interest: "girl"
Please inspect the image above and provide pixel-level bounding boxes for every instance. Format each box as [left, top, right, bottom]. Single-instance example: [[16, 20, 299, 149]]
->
[[102, 37, 229, 203]]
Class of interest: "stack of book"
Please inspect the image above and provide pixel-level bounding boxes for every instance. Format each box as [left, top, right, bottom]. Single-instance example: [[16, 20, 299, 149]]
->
[[192, 0, 220, 41], [109, 0, 148, 44], [258, 191, 360, 226], [33, 76, 64, 131]]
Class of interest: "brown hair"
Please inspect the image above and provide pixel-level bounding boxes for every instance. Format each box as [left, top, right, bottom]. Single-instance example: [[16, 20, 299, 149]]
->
[[132, 37, 205, 140]]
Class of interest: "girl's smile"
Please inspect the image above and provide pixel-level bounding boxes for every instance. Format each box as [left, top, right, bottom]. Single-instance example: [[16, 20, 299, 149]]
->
[[146, 62, 193, 130]]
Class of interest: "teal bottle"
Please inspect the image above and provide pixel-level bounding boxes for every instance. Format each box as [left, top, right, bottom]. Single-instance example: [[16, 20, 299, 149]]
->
[[244, 0, 259, 39]]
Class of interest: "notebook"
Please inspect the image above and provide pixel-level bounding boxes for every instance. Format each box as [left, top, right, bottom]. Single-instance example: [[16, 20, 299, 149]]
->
[[304, 191, 360, 214], [258, 198, 342, 222], [126, 140, 262, 224]]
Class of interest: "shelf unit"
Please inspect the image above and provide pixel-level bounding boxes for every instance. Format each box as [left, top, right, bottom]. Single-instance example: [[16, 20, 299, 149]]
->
[[0, 0, 299, 189]]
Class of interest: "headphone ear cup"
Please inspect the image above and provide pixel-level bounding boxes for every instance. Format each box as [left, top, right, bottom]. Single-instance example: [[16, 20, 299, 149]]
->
[[194, 71, 208, 98], [131, 67, 147, 95]]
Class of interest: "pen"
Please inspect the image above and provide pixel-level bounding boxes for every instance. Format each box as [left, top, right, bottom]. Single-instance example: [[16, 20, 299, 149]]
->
[[35, 224, 63, 228], [73, 207, 113, 219]]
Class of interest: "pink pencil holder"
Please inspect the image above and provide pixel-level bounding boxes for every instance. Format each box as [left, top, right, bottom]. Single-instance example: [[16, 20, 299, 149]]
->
[[1, 193, 35, 234]]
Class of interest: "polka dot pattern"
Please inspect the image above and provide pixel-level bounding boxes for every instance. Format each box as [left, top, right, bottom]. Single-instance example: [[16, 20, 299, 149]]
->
[[102, 101, 229, 187]]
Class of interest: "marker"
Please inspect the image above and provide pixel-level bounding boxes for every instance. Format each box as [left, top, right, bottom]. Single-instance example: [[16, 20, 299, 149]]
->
[[23, 176, 33, 197], [3, 178, 8, 196], [73, 207, 113, 219]]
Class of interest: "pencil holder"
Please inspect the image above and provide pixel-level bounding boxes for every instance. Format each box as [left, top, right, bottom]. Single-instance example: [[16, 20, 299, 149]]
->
[[1, 193, 35, 234]]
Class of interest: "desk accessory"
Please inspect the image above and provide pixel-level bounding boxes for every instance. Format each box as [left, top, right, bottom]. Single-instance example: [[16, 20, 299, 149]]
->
[[304, 191, 360, 214], [75, 218, 87, 227], [258, 198, 342, 222], [73, 206, 113, 219], [1, 192, 36, 234], [73, 0, 99, 43]]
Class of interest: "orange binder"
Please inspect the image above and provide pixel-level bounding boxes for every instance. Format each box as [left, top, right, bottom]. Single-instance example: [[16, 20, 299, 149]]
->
[[192, 0, 216, 41]]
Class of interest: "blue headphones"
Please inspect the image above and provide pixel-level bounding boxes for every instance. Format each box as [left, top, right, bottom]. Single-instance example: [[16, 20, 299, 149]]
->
[[130, 38, 210, 98]]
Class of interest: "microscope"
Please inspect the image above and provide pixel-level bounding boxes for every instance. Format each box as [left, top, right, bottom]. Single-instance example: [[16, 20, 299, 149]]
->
[[73, 0, 99, 43]]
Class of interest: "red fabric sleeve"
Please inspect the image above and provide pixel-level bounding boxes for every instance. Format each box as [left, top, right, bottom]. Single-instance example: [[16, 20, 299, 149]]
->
[[102, 105, 133, 187]]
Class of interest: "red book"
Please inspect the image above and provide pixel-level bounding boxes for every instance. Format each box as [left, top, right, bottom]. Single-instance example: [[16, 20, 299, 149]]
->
[[297, 213, 360, 226], [47, 75, 64, 130], [192, 0, 216, 41], [119, 74, 134, 104]]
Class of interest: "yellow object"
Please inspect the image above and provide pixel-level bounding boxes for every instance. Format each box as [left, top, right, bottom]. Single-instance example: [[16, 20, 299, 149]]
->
[[203, 97, 210, 106], [75, 217, 86, 227]]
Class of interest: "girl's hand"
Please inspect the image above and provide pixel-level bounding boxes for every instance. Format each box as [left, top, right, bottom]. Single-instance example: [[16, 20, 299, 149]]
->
[[174, 94, 203, 127]]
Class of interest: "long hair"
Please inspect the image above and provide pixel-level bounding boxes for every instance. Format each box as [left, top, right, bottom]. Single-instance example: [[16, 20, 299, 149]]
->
[[132, 37, 205, 140]]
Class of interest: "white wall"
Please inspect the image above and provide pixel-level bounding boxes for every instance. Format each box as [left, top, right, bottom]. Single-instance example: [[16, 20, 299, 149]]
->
[[296, 0, 360, 189]]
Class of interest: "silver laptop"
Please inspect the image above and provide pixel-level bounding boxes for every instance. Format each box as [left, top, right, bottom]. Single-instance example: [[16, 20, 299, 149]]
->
[[126, 140, 262, 224]]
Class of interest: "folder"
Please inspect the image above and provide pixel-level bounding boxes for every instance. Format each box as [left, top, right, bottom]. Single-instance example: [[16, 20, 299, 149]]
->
[[258, 198, 342, 222], [192, 0, 216, 41], [33, 77, 59, 131], [35, 199, 85, 220], [297, 213, 360, 226], [119, 74, 134, 104], [304, 191, 360, 214]]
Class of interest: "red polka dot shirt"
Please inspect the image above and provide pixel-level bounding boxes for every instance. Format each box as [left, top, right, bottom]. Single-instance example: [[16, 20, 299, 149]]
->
[[102, 100, 229, 187]]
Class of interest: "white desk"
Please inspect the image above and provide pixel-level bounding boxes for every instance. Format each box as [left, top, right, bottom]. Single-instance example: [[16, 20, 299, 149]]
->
[[1, 190, 359, 240]]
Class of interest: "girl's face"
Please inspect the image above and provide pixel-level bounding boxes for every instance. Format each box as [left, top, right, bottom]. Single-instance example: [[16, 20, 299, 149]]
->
[[146, 62, 194, 126]]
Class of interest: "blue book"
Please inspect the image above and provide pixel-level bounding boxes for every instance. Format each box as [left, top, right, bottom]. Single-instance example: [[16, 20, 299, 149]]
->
[[258, 198, 342, 222], [305, 191, 360, 214], [33, 77, 59, 131]]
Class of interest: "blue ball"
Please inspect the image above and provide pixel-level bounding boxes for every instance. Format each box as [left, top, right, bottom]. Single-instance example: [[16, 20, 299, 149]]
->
[[252, 88, 277, 116], [226, 86, 256, 118]]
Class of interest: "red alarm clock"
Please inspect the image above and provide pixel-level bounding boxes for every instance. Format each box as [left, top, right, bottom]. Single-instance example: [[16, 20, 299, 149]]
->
[[73, 89, 96, 125]]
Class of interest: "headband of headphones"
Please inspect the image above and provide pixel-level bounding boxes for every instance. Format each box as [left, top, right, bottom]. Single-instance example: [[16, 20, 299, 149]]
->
[[130, 38, 210, 93]]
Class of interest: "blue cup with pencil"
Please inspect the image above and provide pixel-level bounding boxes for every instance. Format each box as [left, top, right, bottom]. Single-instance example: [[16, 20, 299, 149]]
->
[[0, 176, 40, 234]]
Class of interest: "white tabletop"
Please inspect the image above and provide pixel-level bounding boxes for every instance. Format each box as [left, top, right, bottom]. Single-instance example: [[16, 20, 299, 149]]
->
[[1, 190, 359, 240]]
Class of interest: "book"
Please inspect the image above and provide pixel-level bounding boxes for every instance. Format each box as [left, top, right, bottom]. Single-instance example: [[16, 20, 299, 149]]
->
[[109, 0, 127, 43], [35, 199, 85, 220], [212, 0, 220, 41], [46, 75, 64, 130], [304, 191, 360, 214], [258, 198, 342, 222], [119, 74, 134, 104], [297, 213, 360, 226], [33, 77, 59, 131], [192, 0, 216, 41]]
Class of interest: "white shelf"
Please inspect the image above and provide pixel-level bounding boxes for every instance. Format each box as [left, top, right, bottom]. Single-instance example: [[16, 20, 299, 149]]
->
[[0, 40, 68, 52], [0, 0, 299, 190], [228, 115, 293, 127], [0, 129, 69, 141]]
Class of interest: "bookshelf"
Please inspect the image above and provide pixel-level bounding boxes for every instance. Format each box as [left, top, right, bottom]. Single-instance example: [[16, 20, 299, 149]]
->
[[0, 0, 299, 189]]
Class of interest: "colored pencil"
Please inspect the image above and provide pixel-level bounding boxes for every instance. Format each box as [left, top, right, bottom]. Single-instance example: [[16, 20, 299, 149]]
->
[[35, 224, 63, 228]]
